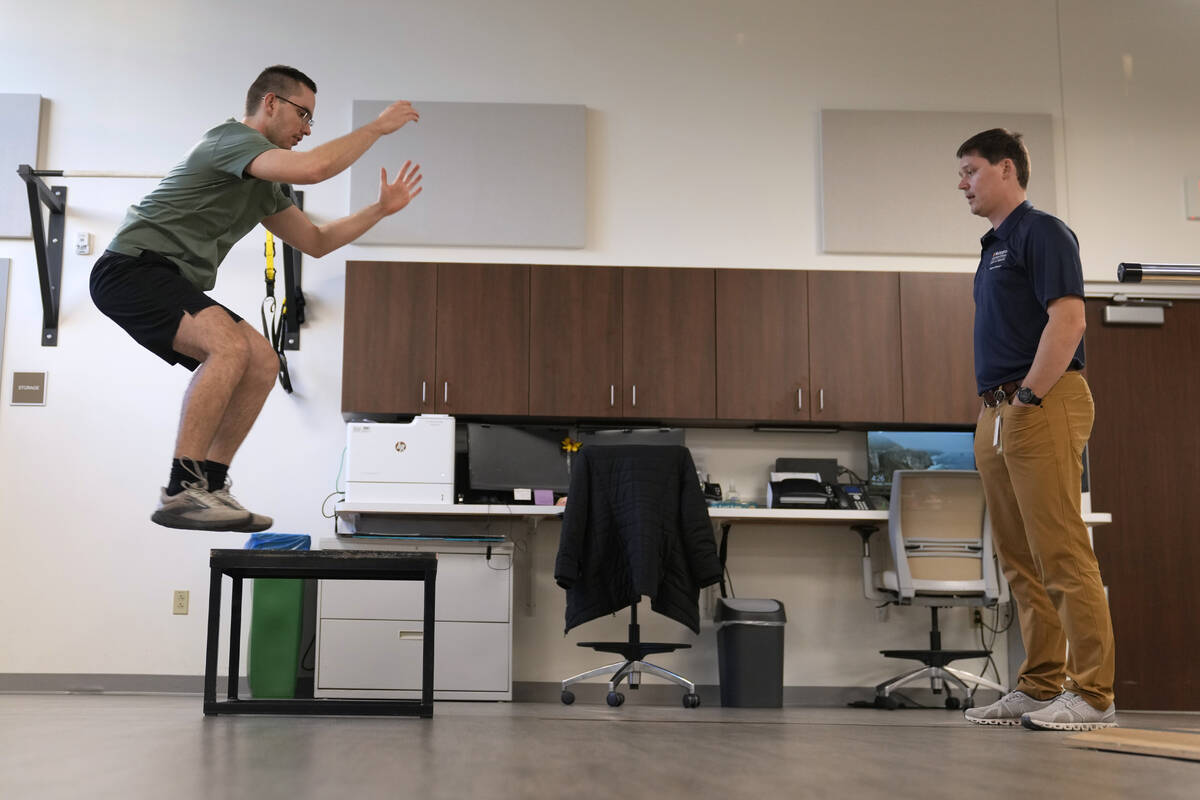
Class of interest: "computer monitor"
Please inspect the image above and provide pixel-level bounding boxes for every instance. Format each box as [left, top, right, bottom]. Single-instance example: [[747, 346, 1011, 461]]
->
[[466, 423, 571, 495], [867, 430, 976, 498]]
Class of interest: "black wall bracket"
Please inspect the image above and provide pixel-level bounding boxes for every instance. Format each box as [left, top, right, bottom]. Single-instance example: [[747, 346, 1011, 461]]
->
[[280, 187, 305, 351], [17, 164, 66, 346]]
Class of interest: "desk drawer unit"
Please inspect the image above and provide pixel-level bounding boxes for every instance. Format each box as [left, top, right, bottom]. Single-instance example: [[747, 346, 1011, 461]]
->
[[315, 547, 513, 701]]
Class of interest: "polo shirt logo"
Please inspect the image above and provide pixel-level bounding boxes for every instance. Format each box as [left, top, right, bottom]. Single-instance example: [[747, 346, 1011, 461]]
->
[[989, 249, 1009, 269]]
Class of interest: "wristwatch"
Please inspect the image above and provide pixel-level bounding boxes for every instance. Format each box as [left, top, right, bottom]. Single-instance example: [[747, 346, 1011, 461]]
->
[[1016, 386, 1043, 406]]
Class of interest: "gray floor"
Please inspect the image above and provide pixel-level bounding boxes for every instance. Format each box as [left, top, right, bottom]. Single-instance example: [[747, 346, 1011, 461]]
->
[[1, 694, 1198, 799]]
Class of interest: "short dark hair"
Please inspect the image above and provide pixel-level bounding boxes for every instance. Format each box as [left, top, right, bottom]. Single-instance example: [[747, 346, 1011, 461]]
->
[[245, 65, 317, 116], [957, 128, 1030, 189]]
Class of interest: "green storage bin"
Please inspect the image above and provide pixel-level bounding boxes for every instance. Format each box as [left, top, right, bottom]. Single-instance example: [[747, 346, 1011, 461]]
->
[[245, 534, 311, 699]]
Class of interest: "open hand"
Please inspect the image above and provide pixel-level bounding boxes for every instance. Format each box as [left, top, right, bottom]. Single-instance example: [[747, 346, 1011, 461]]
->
[[376, 101, 419, 134], [378, 161, 423, 215]]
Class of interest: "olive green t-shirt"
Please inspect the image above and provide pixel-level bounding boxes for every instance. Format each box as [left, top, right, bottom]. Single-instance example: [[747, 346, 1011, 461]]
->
[[108, 119, 293, 291]]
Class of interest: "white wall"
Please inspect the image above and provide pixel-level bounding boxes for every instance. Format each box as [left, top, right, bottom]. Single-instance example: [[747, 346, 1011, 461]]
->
[[1, 0, 1195, 687]]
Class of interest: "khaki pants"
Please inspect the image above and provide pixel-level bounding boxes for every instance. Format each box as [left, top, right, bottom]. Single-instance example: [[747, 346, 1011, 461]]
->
[[973, 371, 1115, 710]]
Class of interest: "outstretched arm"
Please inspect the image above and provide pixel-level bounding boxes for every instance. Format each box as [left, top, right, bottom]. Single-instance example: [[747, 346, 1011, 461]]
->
[[261, 162, 423, 258], [246, 100, 419, 185]]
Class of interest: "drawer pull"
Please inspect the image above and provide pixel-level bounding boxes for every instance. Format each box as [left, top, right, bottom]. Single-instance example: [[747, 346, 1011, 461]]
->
[[397, 631, 424, 641]]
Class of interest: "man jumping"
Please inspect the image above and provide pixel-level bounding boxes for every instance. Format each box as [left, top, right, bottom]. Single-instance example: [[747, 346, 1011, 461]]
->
[[91, 65, 422, 531]]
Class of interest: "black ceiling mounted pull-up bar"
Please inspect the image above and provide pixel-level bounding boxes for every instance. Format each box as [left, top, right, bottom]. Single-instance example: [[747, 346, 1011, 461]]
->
[[15, 164, 305, 349]]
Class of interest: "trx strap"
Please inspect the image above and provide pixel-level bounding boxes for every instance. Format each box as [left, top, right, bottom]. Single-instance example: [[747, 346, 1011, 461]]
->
[[262, 231, 294, 393]]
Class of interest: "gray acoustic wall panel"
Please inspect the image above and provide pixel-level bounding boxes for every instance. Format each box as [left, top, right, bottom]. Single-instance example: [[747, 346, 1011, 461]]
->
[[820, 110, 1056, 256], [1, 94, 42, 238], [349, 101, 586, 248]]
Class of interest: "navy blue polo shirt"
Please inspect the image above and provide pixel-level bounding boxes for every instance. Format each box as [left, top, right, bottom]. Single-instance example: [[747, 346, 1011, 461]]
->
[[973, 201, 1085, 394]]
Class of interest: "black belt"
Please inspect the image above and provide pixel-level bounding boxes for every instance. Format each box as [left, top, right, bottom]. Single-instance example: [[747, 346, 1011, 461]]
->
[[981, 380, 1022, 407]]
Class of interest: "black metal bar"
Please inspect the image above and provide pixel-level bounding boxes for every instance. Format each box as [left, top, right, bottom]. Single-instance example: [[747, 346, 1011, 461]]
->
[[17, 165, 66, 213], [205, 699, 427, 716], [422, 562, 436, 717], [228, 577, 243, 701], [281, 188, 304, 350], [19, 166, 66, 346], [203, 567, 222, 714]]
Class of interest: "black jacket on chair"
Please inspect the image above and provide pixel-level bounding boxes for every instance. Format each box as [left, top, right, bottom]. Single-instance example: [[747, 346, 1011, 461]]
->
[[554, 445, 723, 634]]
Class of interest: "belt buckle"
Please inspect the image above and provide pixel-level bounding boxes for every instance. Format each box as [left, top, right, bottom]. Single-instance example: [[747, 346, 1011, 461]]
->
[[990, 388, 1007, 406]]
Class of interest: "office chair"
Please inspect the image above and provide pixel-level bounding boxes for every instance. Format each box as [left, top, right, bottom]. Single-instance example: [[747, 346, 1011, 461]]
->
[[555, 445, 721, 709], [560, 600, 701, 708], [862, 469, 1008, 709]]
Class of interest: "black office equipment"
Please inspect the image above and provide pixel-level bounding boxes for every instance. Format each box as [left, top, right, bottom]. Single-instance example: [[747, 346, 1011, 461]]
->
[[461, 423, 570, 503]]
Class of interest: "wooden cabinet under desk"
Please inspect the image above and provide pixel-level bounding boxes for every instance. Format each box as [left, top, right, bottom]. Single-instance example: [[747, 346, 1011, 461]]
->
[[315, 541, 514, 701]]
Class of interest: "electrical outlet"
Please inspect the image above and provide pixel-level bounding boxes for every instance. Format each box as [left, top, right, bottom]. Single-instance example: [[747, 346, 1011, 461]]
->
[[173, 590, 189, 615], [972, 609, 983, 626], [74, 232, 92, 256]]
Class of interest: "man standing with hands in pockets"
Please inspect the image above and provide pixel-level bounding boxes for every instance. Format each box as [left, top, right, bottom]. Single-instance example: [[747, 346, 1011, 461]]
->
[[956, 128, 1116, 731]]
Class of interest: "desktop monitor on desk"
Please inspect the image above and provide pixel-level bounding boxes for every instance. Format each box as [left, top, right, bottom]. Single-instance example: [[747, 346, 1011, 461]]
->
[[867, 430, 975, 504], [459, 423, 570, 504]]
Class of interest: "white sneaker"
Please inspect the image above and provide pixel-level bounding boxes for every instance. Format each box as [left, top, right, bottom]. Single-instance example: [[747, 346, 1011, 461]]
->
[[151, 479, 252, 531], [210, 479, 273, 533], [964, 690, 1056, 726], [1021, 691, 1118, 731]]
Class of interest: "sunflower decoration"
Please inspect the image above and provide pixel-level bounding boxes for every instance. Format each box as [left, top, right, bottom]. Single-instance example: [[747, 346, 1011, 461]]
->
[[561, 436, 581, 481]]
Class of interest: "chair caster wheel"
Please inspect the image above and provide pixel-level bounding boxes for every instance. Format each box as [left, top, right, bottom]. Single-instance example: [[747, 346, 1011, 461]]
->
[[561, 690, 575, 705], [960, 697, 974, 710], [877, 695, 899, 710], [606, 691, 625, 707], [682, 693, 701, 709], [945, 696, 961, 710]]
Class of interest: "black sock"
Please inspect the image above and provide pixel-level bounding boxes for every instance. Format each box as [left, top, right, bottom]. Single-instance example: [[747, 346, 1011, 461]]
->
[[204, 460, 230, 493], [167, 457, 206, 496]]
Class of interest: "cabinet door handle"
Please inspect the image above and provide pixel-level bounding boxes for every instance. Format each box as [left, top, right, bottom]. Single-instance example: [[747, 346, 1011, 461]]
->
[[632, 384, 637, 407], [798, 388, 803, 410], [819, 389, 824, 411], [444, 382, 449, 404], [610, 384, 615, 407], [422, 381, 427, 404]]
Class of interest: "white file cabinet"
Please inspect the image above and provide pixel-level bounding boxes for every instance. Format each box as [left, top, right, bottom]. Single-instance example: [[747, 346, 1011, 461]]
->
[[315, 541, 513, 701]]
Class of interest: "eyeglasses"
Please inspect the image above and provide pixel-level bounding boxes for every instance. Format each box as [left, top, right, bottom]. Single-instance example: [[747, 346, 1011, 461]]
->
[[273, 95, 314, 127]]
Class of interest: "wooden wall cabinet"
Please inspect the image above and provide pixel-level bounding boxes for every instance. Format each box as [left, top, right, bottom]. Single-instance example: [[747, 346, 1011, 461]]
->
[[716, 269, 810, 421], [342, 262, 529, 417], [899, 272, 978, 425], [807, 271, 905, 424], [435, 263, 529, 416], [343, 261, 437, 416], [529, 266, 623, 417], [621, 267, 716, 419], [346, 262, 973, 427]]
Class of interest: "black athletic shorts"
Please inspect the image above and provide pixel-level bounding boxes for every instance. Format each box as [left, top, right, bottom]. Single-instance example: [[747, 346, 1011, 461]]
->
[[89, 250, 243, 371]]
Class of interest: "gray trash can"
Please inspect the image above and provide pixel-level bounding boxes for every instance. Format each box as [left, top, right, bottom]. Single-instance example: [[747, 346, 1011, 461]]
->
[[715, 598, 787, 707]]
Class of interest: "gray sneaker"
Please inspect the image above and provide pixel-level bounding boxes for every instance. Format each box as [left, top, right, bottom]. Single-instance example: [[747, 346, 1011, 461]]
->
[[211, 479, 273, 533], [152, 479, 253, 531], [964, 690, 1056, 726], [1021, 691, 1117, 731]]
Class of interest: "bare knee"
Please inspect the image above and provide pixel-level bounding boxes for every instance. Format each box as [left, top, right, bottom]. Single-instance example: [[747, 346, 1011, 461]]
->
[[248, 336, 280, 387]]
